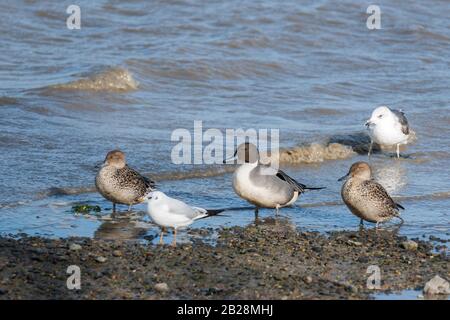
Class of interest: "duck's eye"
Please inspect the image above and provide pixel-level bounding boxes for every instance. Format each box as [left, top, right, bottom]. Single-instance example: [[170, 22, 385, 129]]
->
[[378, 114, 383, 118]]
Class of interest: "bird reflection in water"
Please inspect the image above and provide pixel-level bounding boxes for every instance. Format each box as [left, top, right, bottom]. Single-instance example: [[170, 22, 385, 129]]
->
[[94, 219, 149, 240], [371, 160, 407, 195]]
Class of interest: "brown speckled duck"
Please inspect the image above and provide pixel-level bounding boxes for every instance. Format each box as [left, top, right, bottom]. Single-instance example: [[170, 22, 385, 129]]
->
[[339, 161, 404, 228], [95, 150, 156, 212]]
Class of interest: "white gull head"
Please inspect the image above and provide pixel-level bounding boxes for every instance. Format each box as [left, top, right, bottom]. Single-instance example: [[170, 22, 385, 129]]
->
[[366, 106, 396, 128]]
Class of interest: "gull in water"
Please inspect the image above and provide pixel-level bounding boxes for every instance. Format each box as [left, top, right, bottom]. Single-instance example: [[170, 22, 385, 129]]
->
[[365, 106, 411, 158], [339, 161, 404, 228], [145, 191, 223, 247], [95, 150, 156, 213], [224, 142, 324, 218]]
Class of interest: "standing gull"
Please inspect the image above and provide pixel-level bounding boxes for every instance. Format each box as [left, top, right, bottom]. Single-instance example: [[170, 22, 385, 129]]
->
[[224, 143, 324, 217], [339, 161, 404, 228], [95, 150, 156, 213], [145, 191, 223, 247], [365, 106, 411, 158]]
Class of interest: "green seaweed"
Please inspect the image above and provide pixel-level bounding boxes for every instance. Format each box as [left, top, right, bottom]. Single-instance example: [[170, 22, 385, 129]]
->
[[72, 204, 101, 214]]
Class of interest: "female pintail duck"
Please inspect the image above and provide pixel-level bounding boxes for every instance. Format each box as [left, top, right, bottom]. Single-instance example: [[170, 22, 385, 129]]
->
[[95, 150, 156, 212], [339, 161, 404, 228]]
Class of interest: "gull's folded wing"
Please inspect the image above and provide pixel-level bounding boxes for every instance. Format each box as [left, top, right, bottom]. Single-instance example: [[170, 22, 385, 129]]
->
[[392, 109, 410, 135]]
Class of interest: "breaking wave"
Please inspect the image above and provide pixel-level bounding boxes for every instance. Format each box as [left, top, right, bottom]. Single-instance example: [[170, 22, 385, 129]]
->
[[271, 143, 356, 164], [0, 96, 19, 106], [46, 67, 139, 92]]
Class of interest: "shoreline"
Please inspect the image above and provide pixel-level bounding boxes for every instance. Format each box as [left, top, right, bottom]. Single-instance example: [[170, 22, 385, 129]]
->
[[0, 218, 448, 299]]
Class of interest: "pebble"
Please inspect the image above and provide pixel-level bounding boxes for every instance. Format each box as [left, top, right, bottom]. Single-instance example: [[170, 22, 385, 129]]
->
[[154, 282, 169, 294], [357, 256, 369, 263], [423, 275, 450, 295], [429, 235, 447, 243], [112, 250, 122, 257], [342, 282, 358, 293], [31, 255, 44, 262], [0, 258, 9, 270], [401, 240, 418, 251], [347, 240, 363, 246], [95, 256, 107, 263], [69, 243, 82, 251]]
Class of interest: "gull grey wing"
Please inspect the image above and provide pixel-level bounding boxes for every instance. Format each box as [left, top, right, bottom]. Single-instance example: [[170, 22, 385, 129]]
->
[[392, 109, 410, 135], [167, 197, 204, 219]]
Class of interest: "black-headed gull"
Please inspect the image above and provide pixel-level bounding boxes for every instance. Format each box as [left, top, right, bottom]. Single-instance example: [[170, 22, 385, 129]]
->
[[145, 191, 222, 246]]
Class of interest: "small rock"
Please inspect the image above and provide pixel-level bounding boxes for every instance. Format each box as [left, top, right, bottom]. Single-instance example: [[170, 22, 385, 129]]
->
[[154, 282, 169, 294], [95, 256, 107, 263], [357, 256, 369, 263], [401, 240, 418, 251], [347, 240, 363, 246], [343, 283, 359, 293], [33, 248, 47, 254], [0, 257, 9, 270], [430, 235, 447, 243], [305, 276, 313, 284], [69, 243, 82, 251], [423, 275, 450, 295], [31, 255, 44, 262], [112, 250, 122, 257]]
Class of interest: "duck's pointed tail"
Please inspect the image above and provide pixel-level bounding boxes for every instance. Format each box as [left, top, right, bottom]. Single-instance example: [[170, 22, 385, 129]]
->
[[304, 186, 326, 190]]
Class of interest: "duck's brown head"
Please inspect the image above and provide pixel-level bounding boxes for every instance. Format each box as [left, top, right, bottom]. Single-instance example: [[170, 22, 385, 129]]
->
[[104, 150, 126, 169], [339, 161, 371, 181]]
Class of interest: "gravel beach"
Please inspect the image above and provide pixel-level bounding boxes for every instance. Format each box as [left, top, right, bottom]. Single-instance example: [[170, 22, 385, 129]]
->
[[0, 218, 448, 300]]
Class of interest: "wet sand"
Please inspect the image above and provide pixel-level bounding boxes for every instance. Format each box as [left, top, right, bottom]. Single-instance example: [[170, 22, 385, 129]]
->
[[0, 218, 448, 300]]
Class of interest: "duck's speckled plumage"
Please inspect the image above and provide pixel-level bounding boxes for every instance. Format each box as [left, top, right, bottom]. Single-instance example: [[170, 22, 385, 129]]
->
[[342, 179, 401, 223], [95, 150, 156, 207], [340, 161, 403, 224]]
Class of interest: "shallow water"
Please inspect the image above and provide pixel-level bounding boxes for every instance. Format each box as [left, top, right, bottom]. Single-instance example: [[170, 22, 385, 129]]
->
[[0, 0, 449, 243], [373, 289, 449, 300]]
